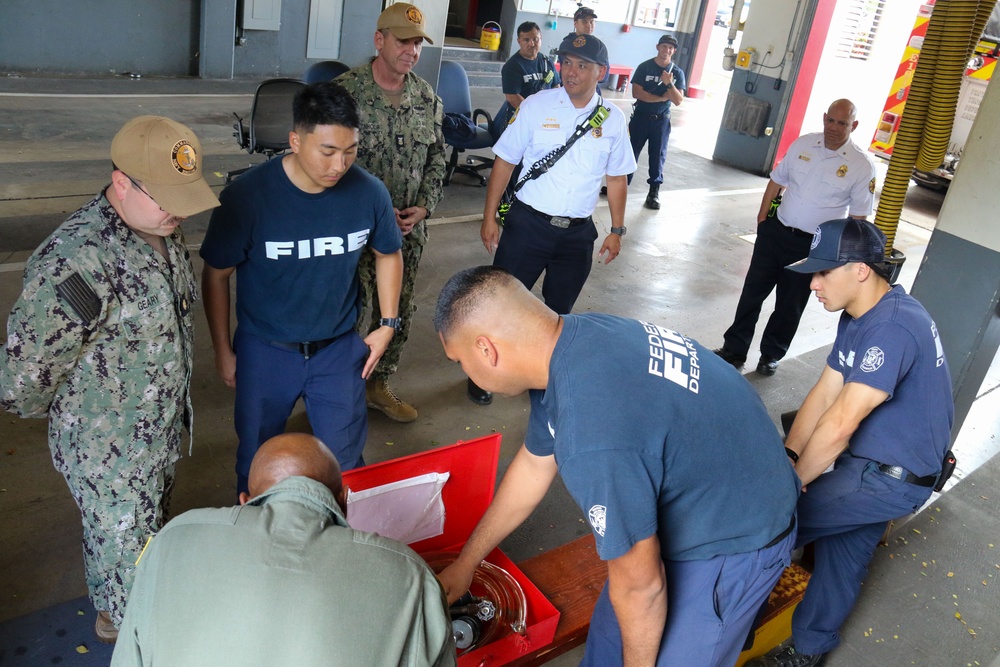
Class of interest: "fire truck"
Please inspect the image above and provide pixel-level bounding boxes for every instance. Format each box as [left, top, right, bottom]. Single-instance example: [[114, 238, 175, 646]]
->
[[869, 1, 1000, 190]]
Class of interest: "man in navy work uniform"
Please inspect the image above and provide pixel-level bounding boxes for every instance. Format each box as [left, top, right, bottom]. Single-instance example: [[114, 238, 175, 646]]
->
[[714, 99, 877, 377], [749, 219, 954, 667], [436, 266, 800, 667], [497, 21, 560, 133], [470, 34, 635, 406], [201, 82, 404, 495], [629, 34, 685, 210]]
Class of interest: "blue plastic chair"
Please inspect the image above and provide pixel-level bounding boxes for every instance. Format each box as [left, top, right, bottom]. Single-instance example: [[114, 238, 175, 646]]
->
[[304, 60, 350, 83], [437, 60, 496, 186]]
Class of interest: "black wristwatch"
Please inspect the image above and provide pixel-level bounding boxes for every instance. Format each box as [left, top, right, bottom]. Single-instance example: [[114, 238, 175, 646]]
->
[[379, 317, 402, 331], [610, 226, 627, 236]]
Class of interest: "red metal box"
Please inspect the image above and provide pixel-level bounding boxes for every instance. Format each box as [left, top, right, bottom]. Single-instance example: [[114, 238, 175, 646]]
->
[[342, 434, 560, 666]]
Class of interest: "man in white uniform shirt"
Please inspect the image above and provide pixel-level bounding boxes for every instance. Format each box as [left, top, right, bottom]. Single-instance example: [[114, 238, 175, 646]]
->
[[468, 33, 635, 405], [714, 99, 877, 377]]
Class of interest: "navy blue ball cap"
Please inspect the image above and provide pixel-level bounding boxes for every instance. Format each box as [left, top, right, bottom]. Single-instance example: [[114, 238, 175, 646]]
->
[[786, 218, 887, 274], [658, 34, 679, 47], [558, 34, 610, 68]]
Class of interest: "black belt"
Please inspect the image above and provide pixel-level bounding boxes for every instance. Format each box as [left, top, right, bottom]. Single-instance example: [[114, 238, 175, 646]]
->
[[780, 223, 813, 239], [876, 463, 938, 488], [514, 199, 592, 228], [266, 335, 340, 359], [763, 515, 796, 549]]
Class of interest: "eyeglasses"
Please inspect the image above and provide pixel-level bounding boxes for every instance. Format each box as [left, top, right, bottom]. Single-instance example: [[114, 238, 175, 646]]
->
[[125, 174, 161, 207]]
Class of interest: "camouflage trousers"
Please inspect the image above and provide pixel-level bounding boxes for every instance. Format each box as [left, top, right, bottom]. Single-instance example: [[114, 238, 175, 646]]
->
[[355, 226, 426, 383], [62, 462, 175, 628]]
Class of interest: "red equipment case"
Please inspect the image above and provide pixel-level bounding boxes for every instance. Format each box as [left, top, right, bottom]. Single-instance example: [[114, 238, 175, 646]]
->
[[342, 434, 560, 666]]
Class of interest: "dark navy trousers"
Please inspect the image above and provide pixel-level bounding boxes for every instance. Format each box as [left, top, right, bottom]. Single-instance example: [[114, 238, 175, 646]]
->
[[581, 527, 795, 666], [723, 217, 814, 359], [233, 328, 369, 494], [628, 112, 672, 186], [791, 454, 933, 655], [493, 199, 599, 315]]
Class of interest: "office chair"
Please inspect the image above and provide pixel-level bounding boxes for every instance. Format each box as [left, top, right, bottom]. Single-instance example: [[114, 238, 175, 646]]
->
[[437, 60, 496, 186], [303, 60, 350, 83], [226, 78, 305, 183]]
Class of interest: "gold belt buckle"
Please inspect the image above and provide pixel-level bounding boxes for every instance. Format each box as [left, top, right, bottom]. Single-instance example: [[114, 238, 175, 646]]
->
[[549, 216, 571, 228]]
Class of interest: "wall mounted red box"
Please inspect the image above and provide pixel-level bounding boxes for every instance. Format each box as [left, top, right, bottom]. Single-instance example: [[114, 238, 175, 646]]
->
[[342, 434, 560, 667]]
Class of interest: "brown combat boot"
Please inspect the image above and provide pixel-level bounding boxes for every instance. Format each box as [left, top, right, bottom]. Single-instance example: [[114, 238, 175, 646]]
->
[[95, 610, 118, 643], [366, 379, 418, 423]]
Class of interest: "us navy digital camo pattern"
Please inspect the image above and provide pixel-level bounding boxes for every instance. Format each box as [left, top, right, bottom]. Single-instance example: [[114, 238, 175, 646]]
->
[[338, 63, 445, 379], [0, 192, 197, 625]]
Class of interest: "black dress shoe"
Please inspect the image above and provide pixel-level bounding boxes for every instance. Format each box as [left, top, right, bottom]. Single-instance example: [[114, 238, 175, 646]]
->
[[757, 355, 780, 376], [467, 379, 493, 405], [712, 347, 747, 368]]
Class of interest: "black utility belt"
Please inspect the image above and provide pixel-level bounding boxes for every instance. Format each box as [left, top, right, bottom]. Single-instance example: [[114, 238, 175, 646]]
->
[[763, 515, 796, 549], [636, 111, 670, 120], [780, 222, 813, 239], [515, 199, 592, 228], [267, 334, 342, 359], [875, 463, 937, 488]]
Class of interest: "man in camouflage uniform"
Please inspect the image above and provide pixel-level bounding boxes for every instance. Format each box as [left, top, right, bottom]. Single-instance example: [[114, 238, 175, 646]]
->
[[338, 2, 446, 423], [0, 116, 219, 641]]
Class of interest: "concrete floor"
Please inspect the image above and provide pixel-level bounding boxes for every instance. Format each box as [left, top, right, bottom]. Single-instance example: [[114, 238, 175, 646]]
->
[[1, 75, 998, 666]]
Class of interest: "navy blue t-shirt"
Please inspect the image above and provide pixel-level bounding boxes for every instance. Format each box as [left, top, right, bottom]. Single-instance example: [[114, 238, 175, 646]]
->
[[501, 53, 560, 98], [525, 314, 799, 562], [828, 285, 954, 477], [633, 58, 686, 116], [200, 158, 402, 342]]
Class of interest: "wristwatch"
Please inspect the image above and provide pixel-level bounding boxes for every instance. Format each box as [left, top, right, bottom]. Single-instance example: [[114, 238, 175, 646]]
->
[[610, 226, 627, 236], [379, 317, 402, 331]]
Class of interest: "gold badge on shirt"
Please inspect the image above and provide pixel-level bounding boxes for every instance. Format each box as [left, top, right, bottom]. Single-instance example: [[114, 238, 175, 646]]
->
[[869, 177, 876, 193], [837, 164, 848, 177], [592, 127, 603, 138]]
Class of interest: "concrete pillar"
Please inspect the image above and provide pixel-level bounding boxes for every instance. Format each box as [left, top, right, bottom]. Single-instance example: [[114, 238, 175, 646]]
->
[[200, 0, 238, 79], [909, 76, 1000, 434]]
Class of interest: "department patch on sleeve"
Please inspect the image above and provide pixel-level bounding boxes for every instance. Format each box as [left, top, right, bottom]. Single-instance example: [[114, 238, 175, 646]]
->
[[860, 346, 885, 372], [588, 505, 607, 536], [54, 272, 100, 324], [869, 177, 876, 194], [508, 107, 519, 126]]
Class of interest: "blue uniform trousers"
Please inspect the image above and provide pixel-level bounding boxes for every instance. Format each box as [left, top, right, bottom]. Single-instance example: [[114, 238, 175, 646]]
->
[[233, 328, 369, 494], [581, 527, 795, 666], [493, 199, 599, 315], [723, 217, 814, 359], [791, 454, 933, 655], [628, 112, 672, 186]]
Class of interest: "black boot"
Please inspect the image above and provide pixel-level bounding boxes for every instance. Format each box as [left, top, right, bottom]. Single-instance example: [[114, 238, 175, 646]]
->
[[644, 184, 660, 209]]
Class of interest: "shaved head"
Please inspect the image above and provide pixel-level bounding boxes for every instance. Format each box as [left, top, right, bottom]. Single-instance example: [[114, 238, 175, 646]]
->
[[434, 266, 528, 341], [247, 433, 343, 499], [435, 266, 561, 396], [828, 98, 857, 121]]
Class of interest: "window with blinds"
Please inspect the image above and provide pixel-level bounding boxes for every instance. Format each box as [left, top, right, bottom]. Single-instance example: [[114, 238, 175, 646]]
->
[[836, 0, 885, 60]]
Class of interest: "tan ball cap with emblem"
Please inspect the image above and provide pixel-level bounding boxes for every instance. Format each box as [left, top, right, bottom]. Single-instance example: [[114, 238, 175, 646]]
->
[[377, 3, 434, 44], [111, 115, 220, 218]]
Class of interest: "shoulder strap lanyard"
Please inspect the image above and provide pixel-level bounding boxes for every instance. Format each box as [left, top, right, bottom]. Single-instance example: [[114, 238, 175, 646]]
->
[[500, 99, 611, 219]]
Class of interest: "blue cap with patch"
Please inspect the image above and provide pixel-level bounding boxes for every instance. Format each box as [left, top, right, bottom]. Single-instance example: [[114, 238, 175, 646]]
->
[[786, 218, 887, 274], [558, 33, 609, 68]]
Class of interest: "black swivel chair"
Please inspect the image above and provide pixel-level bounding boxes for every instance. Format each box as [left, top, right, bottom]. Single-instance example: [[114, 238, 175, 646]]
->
[[226, 78, 306, 183], [438, 60, 496, 186], [303, 60, 350, 83]]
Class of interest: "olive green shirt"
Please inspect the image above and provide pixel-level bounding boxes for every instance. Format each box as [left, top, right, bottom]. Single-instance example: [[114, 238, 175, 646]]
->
[[112, 476, 456, 667]]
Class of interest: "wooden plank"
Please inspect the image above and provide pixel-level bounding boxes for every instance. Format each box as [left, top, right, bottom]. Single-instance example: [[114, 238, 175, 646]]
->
[[507, 535, 811, 666], [510, 535, 606, 666]]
